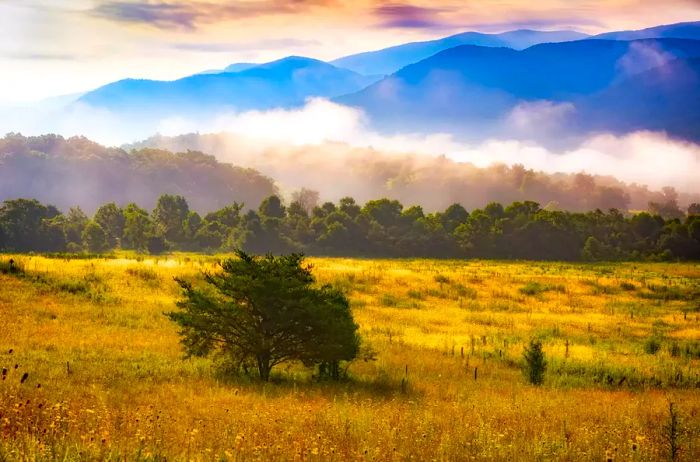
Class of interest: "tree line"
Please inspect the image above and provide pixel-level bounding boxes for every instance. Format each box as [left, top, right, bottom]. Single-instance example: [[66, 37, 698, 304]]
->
[[1, 194, 699, 260]]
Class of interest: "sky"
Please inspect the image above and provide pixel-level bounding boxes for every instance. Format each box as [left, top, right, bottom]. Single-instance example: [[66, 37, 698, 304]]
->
[[2, 0, 700, 103]]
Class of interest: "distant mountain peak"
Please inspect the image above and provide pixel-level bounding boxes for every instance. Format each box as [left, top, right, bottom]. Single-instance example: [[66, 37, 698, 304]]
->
[[254, 55, 330, 69], [331, 28, 589, 75], [594, 20, 700, 40], [78, 54, 381, 118]]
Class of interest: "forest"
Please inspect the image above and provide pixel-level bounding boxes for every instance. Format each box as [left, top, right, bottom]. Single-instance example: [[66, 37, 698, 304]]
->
[[3, 133, 699, 214], [1, 193, 699, 260]]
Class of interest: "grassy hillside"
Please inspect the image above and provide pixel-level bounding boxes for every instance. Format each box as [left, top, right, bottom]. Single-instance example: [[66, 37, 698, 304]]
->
[[1, 256, 699, 460]]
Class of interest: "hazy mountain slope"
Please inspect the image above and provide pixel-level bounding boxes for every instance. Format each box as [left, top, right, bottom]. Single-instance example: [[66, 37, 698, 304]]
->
[[595, 21, 700, 40], [79, 56, 380, 115], [198, 62, 258, 75], [0, 134, 277, 213], [576, 58, 700, 140], [331, 29, 589, 75], [338, 38, 700, 137]]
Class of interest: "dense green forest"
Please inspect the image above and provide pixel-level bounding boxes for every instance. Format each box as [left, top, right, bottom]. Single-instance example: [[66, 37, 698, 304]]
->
[[1, 194, 699, 260]]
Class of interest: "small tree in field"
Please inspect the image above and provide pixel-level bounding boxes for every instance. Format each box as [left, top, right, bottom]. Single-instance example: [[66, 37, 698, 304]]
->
[[523, 339, 547, 386], [167, 250, 359, 381]]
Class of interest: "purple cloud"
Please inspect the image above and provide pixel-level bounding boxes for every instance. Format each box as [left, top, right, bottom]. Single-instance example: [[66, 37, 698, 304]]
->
[[91, 1, 333, 30], [374, 3, 451, 29]]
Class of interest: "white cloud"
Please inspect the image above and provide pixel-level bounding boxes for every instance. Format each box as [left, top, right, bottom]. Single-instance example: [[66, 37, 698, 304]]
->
[[3, 97, 699, 194]]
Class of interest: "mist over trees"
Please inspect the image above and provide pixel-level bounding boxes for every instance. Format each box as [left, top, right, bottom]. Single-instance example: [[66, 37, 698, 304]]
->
[[128, 133, 700, 213], [2, 194, 699, 261], [0, 134, 276, 213], [2, 133, 698, 216]]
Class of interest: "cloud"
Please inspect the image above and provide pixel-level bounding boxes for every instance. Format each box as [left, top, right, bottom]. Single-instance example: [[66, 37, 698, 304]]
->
[[90, 0, 335, 30], [373, 3, 451, 29], [92, 1, 197, 29], [146, 99, 700, 195], [504, 101, 576, 142], [171, 38, 320, 53], [461, 17, 603, 33], [4, 98, 700, 196], [616, 40, 677, 76], [4, 52, 81, 61]]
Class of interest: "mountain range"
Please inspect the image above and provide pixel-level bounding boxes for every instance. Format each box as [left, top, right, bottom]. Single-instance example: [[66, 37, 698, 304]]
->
[[71, 21, 700, 142], [331, 21, 700, 76], [79, 56, 380, 116], [338, 38, 700, 139], [330, 29, 589, 76]]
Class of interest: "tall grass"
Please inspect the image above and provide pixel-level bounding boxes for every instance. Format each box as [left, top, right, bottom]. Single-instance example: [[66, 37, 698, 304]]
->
[[0, 255, 698, 460]]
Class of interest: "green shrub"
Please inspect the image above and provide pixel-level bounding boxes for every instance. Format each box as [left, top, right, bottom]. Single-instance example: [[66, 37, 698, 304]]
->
[[644, 336, 662, 355], [519, 282, 564, 296], [670, 343, 681, 357], [0, 258, 24, 275], [640, 284, 692, 301], [523, 339, 547, 386], [434, 274, 451, 284], [126, 267, 160, 283], [407, 290, 424, 300], [380, 294, 399, 307], [453, 284, 477, 299]]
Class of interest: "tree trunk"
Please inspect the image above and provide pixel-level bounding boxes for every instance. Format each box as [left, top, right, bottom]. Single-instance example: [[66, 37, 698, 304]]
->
[[330, 361, 340, 380], [257, 353, 271, 381]]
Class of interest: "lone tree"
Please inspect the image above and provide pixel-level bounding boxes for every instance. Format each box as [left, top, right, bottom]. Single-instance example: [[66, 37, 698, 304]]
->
[[523, 339, 547, 386], [167, 250, 359, 381]]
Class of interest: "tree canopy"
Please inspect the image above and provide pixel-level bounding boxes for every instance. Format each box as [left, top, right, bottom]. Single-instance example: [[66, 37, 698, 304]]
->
[[167, 250, 359, 381], [1, 194, 700, 261]]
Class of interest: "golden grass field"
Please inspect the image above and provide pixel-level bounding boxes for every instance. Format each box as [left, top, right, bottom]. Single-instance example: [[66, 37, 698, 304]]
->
[[1, 255, 699, 461]]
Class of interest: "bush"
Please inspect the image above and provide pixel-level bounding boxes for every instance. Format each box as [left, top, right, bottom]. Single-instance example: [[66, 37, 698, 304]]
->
[[670, 343, 681, 357], [519, 282, 565, 296], [434, 274, 451, 284], [0, 258, 24, 275], [644, 336, 662, 355], [523, 339, 547, 386], [520, 282, 546, 296]]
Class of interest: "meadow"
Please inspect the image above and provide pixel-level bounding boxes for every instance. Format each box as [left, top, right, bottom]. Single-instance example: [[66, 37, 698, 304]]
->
[[0, 255, 699, 461]]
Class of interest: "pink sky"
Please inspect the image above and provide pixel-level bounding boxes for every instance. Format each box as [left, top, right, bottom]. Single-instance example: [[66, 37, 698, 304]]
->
[[1, 0, 699, 102]]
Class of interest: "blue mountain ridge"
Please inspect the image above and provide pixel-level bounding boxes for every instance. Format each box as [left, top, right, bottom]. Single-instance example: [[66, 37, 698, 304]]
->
[[594, 21, 700, 41], [335, 38, 700, 140], [79, 56, 381, 115], [74, 22, 700, 142], [330, 29, 590, 76]]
